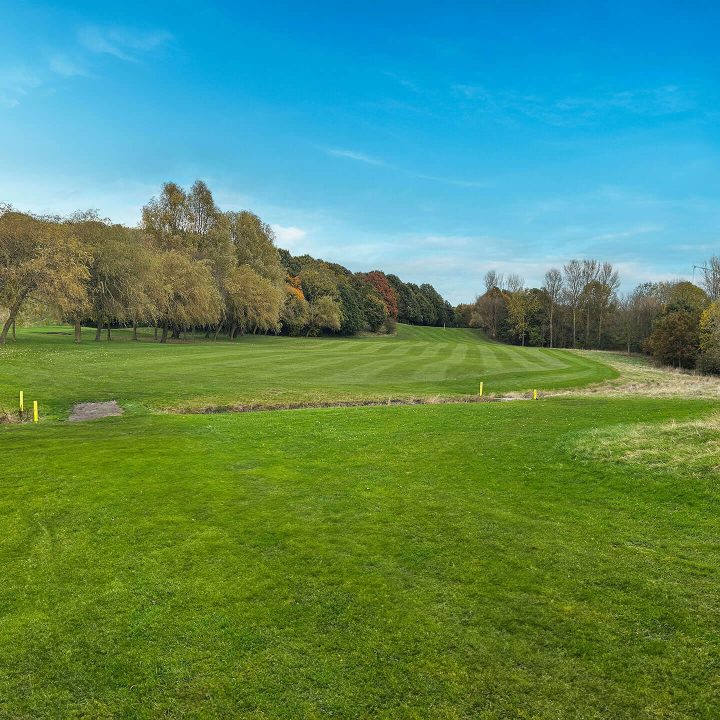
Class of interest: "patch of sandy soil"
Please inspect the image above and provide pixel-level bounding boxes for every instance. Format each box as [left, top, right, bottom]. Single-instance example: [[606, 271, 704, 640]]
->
[[68, 401, 123, 422]]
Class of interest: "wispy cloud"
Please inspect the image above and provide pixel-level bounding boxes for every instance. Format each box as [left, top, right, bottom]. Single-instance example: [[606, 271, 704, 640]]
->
[[325, 148, 388, 166], [587, 224, 662, 243], [0, 67, 41, 107], [413, 173, 489, 189], [324, 147, 487, 188], [49, 54, 91, 78], [1, 26, 172, 106], [452, 83, 696, 126], [384, 71, 421, 94], [78, 26, 173, 63]]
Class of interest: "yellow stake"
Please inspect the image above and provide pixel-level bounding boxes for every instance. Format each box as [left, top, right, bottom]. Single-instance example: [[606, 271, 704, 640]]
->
[[533, 389, 538, 400], [33, 401, 38, 423], [479, 381, 484, 397], [19, 390, 24, 412]]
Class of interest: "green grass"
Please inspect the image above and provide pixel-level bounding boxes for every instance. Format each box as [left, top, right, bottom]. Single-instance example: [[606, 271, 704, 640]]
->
[[569, 412, 720, 476], [2, 327, 718, 717], [0, 324, 616, 417], [1, 398, 719, 718]]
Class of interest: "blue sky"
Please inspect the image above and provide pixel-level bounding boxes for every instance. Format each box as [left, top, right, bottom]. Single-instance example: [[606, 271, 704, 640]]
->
[[1, 1, 719, 302]]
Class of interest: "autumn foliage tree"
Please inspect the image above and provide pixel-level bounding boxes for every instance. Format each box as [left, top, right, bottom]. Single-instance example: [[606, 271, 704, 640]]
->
[[363, 271, 398, 319], [1, 181, 456, 343], [0, 208, 89, 345]]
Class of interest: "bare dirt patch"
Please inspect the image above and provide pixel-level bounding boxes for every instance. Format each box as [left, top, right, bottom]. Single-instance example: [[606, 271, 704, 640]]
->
[[171, 394, 526, 415], [68, 401, 123, 422]]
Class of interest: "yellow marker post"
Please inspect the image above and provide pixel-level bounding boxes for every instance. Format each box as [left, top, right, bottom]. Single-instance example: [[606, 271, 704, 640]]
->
[[533, 389, 538, 400], [19, 390, 24, 413], [33, 401, 38, 423], [479, 381, 484, 397]]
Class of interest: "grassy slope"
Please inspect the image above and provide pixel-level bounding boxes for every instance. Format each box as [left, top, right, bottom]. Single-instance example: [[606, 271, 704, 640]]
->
[[0, 324, 616, 417], [0, 399, 718, 718]]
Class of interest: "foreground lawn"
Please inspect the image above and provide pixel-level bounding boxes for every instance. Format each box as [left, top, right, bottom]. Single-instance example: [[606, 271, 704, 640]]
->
[[1, 398, 718, 718], [0, 324, 616, 417]]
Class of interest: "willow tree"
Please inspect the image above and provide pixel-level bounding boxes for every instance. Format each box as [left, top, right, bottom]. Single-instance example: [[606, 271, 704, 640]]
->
[[224, 264, 283, 337], [306, 295, 342, 336], [156, 251, 222, 342], [141, 182, 190, 251], [143, 182, 233, 337], [66, 216, 161, 341], [0, 209, 89, 345], [227, 211, 285, 285]]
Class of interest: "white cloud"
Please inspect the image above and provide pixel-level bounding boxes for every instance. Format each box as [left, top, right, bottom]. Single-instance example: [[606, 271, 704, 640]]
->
[[412, 173, 489, 189], [0, 67, 41, 107], [452, 83, 696, 126], [384, 71, 421, 94], [587, 224, 662, 243], [49, 54, 90, 78], [271, 224, 307, 249], [324, 148, 488, 189], [325, 148, 388, 166], [78, 26, 172, 63]]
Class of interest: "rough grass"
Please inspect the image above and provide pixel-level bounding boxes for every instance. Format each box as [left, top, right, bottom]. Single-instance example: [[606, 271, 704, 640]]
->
[[552, 350, 720, 399], [0, 324, 616, 417], [1, 398, 719, 718], [568, 413, 720, 477]]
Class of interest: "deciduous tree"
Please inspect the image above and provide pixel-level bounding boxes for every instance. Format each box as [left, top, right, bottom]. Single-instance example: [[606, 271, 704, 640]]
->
[[542, 268, 563, 348], [306, 295, 342, 335], [0, 210, 89, 345]]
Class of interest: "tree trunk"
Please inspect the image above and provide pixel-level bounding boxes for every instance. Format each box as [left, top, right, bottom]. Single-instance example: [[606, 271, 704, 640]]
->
[[132, 321, 138, 341], [106, 324, 111, 341], [229, 323, 237, 340], [213, 325, 221, 341], [160, 324, 169, 344], [74, 319, 82, 343], [154, 324, 158, 340], [0, 291, 30, 345], [95, 318, 103, 341], [11, 320, 16, 341], [171, 327, 180, 340], [0, 315, 14, 345], [572, 308, 577, 348], [585, 310, 591, 348], [549, 305, 554, 348]]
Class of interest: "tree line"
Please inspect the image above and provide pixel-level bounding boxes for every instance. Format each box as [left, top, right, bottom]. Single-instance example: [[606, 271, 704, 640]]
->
[[455, 259, 720, 372], [0, 181, 455, 345]]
